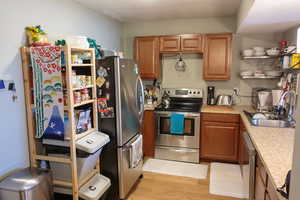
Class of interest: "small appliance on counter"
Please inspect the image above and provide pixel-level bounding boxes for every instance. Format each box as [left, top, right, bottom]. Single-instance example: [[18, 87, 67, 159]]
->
[[207, 86, 215, 105], [252, 88, 273, 112], [215, 94, 233, 106]]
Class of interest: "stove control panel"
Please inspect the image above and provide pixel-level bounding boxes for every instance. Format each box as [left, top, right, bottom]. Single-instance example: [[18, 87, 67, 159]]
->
[[162, 88, 203, 98]]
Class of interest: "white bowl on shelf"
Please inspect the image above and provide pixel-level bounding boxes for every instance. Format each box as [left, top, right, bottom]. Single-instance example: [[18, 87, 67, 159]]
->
[[253, 46, 265, 52], [264, 71, 282, 77], [242, 49, 254, 57], [266, 49, 280, 56]]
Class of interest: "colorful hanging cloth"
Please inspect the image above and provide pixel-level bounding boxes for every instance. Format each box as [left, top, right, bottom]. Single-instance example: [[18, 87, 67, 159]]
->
[[30, 46, 65, 139]]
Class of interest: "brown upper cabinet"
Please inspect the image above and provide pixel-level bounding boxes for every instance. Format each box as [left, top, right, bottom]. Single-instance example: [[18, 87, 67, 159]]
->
[[203, 33, 232, 80], [160, 34, 203, 53], [134, 36, 160, 80], [181, 34, 203, 52]]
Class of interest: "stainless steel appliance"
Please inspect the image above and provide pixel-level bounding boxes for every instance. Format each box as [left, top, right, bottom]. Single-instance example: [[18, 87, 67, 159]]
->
[[97, 56, 144, 199], [155, 88, 203, 163], [207, 86, 215, 105], [215, 94, 233, 106], [0, 168, 53, 200], [252, 88, 273, 112], [242, 132, 256, 200]]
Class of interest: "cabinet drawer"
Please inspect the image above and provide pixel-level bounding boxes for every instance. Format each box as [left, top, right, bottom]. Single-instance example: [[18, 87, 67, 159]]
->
[[257, 156, 268, 186], [202, 113, 239, 123]]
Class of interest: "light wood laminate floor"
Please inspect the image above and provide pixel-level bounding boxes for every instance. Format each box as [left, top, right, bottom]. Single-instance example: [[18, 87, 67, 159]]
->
[[127, 164, 244, 200]]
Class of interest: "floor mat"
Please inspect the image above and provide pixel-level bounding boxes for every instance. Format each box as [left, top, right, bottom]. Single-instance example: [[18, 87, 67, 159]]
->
[[143, 158, 208, 179], [209, 162, 246, 199]]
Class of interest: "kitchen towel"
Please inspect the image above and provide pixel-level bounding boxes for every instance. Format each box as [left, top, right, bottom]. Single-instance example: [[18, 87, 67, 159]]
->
[[129, 135, 143, 168], [170, 113, 184, 134], [30, 46, 64, 139]]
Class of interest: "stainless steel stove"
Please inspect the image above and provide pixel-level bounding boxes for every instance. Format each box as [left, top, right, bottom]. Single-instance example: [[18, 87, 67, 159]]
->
[[155, 88, 203, 163]]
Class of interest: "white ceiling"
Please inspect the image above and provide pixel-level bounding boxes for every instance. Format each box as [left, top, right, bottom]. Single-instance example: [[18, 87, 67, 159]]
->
[[238, 0, 300, 33], [74, 0, 241, 22]]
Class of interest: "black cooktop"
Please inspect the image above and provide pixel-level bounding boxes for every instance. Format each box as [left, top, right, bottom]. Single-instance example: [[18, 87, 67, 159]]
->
[[155, 97, 203, 113]]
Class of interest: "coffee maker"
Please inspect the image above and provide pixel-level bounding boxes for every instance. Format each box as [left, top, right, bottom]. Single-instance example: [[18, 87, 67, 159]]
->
[[207, 86, 215, 105]]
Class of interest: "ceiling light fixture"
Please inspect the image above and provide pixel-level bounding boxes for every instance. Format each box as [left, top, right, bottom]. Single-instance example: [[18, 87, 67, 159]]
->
[[175, 53, 186, 72]]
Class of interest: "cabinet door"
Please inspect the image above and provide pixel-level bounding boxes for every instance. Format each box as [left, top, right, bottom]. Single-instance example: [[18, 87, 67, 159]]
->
[[180, 34, 203, 52], [134, 37, 160, 80], [255, 168, 266, 200], [160, 36, 181, 52], [142, 110, 156, 157], [201, 121, 239, 162], [203, 33, 232, 80]]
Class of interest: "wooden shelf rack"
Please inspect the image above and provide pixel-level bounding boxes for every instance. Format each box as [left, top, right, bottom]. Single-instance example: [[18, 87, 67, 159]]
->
[[20, 45, 99, 200]]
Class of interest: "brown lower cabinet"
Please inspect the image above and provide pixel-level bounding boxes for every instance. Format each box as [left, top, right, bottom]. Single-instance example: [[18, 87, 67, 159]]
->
[[255, 156, 280, 200], [255, 167, 266, 200], [142, 110, 156, 157], [201, 113, 239, 162]]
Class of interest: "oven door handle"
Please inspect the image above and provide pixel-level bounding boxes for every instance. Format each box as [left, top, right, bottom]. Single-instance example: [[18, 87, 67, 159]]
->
[[155, 111, 200, 118]]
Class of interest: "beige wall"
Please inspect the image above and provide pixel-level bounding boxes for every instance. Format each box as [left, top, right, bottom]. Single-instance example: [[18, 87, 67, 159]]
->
[[122, 17, 282, 105], [282, 25, 300, 45]]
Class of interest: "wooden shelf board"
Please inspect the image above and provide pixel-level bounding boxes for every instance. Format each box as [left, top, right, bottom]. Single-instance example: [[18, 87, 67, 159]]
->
[[53, 179, 72, 187], [71, 63, 93, 67], [73, 99, 95, 108], [71, 47, 94, 52], [75, 128, 96, 140], [72, 85, 94, 91], [35, 155, 71, 163]]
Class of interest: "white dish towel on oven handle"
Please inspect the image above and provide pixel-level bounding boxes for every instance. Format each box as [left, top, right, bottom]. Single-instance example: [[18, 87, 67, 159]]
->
[[129, 135, 143, 168]]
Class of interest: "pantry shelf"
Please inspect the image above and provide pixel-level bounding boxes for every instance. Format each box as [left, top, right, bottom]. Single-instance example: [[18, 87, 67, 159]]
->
[[73, 99, 95, 108], [72, 85, 94, 91], [21, 45, 98, 200], [71, 63, 93, 67]]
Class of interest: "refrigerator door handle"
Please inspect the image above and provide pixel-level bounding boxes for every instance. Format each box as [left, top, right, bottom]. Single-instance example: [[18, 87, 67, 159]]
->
[[136, 76, 145, 125]]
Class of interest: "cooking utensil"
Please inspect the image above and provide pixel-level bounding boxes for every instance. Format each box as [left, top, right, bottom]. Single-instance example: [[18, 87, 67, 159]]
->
[[215, 95, 233, 106], [161, 91, 170, 109]]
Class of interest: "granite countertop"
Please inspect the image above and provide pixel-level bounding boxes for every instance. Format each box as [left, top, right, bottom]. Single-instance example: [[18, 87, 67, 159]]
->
[[202, 105, 294, 199]]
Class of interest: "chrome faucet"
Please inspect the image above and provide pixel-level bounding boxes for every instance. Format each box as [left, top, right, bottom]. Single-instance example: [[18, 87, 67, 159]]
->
[[278, 90, 297, 124]]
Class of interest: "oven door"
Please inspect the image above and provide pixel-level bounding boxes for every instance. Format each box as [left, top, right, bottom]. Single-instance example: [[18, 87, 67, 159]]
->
[[155, 111, 200, 148]]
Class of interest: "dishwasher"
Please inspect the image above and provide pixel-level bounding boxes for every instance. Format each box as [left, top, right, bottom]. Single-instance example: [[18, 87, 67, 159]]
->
[[242, 132, 256, 200]]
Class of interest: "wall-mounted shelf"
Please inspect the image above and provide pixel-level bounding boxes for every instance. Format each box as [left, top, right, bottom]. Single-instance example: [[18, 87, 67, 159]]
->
[[241, 55, 279, 59], [240, 75, 281, 79]]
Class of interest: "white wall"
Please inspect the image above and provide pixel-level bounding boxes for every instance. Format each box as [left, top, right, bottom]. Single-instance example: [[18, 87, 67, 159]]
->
[[237, 0, 254, 27], [0, 0, 121, 176]]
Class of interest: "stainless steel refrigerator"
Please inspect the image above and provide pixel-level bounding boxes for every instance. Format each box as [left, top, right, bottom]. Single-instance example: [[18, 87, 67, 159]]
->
[[96, 56, 144, 199]]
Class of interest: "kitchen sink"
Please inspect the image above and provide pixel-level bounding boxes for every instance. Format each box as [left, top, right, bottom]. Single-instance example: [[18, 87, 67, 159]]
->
[[243, 111, 292, 128], [250, 118, 290, 128]]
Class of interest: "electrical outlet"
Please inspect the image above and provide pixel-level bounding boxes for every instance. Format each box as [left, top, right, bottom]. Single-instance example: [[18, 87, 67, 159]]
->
[[233, 88, 239, 96]]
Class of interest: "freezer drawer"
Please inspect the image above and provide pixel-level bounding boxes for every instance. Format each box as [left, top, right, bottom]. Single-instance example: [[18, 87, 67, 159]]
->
[[117, 136, 143, 199], [155, 146, 200, 163]]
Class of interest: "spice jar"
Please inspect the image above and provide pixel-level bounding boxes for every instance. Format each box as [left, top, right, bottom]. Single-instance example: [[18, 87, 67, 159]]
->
[[86, 76, 92, 86], [74, 91, 81, 104], [80, 89, 90, 101]]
